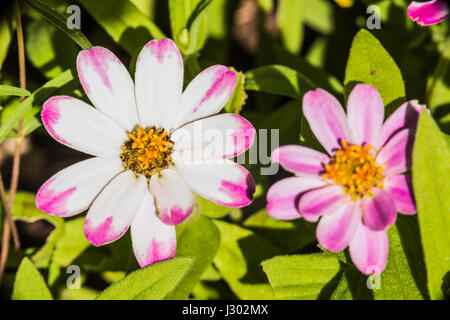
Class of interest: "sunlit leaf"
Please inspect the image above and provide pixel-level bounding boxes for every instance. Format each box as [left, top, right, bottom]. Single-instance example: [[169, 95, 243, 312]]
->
[[12, 257, 53, 300]]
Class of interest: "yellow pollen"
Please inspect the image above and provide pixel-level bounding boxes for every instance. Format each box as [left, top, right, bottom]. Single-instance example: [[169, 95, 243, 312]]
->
[[322, 140, 385, 200], [120, 126, 173, 178]]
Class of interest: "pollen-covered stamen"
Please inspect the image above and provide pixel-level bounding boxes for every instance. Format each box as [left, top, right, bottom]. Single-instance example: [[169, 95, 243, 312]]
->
[[322, 140, 384, 200], [121, 126, 173, 178]]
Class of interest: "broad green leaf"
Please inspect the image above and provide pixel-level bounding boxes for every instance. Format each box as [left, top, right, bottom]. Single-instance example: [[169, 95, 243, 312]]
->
[[373, 218, 426, 300], [345, 29, 405, 114], [412, 112, 450, 300], [130, 0, 156, 18], [0, 69, 74, 143], [166, 215, 220, 299], [213, 221, 280, 299], [224, 68, 247, 114], [427, 38, 450, 111], [60, 287, 98, 300], [96, 257, 193, 300], [0, 85, 30, 97], [277, 0, 306, 54], [12, 257, 53, 300], [329, 268, 373, 300], [196, 194, 231, 219], [23, 0, 92, 50], [77, 0, 164, 56], [12, 192, 65, 268], [262, 254, 341, 299], [0, 7, 14, 69], [244, 209, 316, 253], [304, 0, 334, 35], [245, 65, 315, 100]]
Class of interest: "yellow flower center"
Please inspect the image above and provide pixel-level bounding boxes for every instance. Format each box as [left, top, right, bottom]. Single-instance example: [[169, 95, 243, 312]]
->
[[120, 126, 173, 178], [322, 140, 384, 200]]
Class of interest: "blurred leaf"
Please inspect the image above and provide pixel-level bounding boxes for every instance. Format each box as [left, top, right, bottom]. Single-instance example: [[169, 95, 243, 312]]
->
[[96, 257, 193, 300], [304, 0, 334, 35], [196, 194, 231, 219], [23, 0, 92, 50], [412, 112, 450, 300], [345, 29, 405, 115], [12, 257, 53, 300], [77, 0, 164, 57], [262, 254, 340, 299], [245, 65, 315, 100], [1, 100, 41, 140], [277, 0, 306, 54], [0, 7, 15, 69], [257, 0, 273, 13], [60, 287, 98, 300], [213, 221, 279, 299], [427, 38, 450, 111], [224, 68, 247, 114], [166, 215, 220, 299], [12, 192, 65, 268], [0, 68, 74, 143], [244, 209, 316, 253], [0, 85, 30, 97]]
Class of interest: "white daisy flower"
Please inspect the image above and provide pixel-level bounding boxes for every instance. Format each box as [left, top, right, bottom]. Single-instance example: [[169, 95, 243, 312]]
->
[[36, 39, 256, 268]]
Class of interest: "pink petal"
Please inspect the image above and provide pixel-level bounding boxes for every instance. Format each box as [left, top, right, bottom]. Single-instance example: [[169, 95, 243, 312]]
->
[[347, 84, 384, 145], [349, 221, 388, 275], [84, 171, 147, 246], [172, 113, 255, 161], [149, 169, 194, 226], [271, 145, 329, 177], [377, 129, 412, 176], [407, 0, 449, 26], [384, 175, 416, 215], [303, 88, 352, 155], [131, 191, 176, 268], [298, 184, 347, 222], [316, 201, 360, 252], [266, 177, 326, 220], [376, 100, 426, 148], [77, 46, 139, 131], [174, 65, 237, 128], [362, 188, 397, 231]]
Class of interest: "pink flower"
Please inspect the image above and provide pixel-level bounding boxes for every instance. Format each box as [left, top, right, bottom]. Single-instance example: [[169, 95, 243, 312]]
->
[[36, 39, 255, 268], [267, 84, 426, 275], [407, 0, 449, 26]]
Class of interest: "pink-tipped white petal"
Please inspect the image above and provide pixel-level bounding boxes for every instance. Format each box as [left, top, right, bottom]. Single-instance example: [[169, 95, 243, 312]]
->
[[174, 65, 237, 128], [77, 46, 139, 131], [377, 129, 412, 176], [349, 221, 388, 275], [347, 84, 384, 145], [316, 201, 360, 252], [271, 145, 329, 177], [298, 184, 347, 222], [36, 158, 123, 217], [362, 188, 397, 231], [172, 114, 255, 162], [175, 159, 254, 208], [376, 100, 426, 148], [303, 89, 352, 155], [42, 96, 128, 157], [149, 169, 194, 226], [407, 0, 449, 26], [135, 39, 183, 131], [131, 191, 176, 268], [84, 171, 147, 246], [384, 175, 416, 215], [267, 177, 326, 220]]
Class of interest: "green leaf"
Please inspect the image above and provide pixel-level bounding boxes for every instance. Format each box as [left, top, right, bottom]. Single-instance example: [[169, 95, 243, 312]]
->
[[213, 221, 280, 299], [196, 194, 231, 219], [277, 0, 306, 54], [166, 215, 220, 299], [262, 254, 341, 299], [244, 209, 316, 253], [0, 7, 15, 70], [224, 68, 247, 114], [77, 0, 164, 56], [12, 192, 65, 268], [427, 38, 450, 111], [12, 257, 53, 300], [373, 218, 426, 300], [304, 0, 334, 35], [0, 85, 30, 97], [0, 69, 74, 143], [23, 0, 92, 50], [245, 65, 315, 100], [96, 257, 193, 300], [345, 29, 405, 114], [412, 112, 450, 300], [257, 0, 273, 13]]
